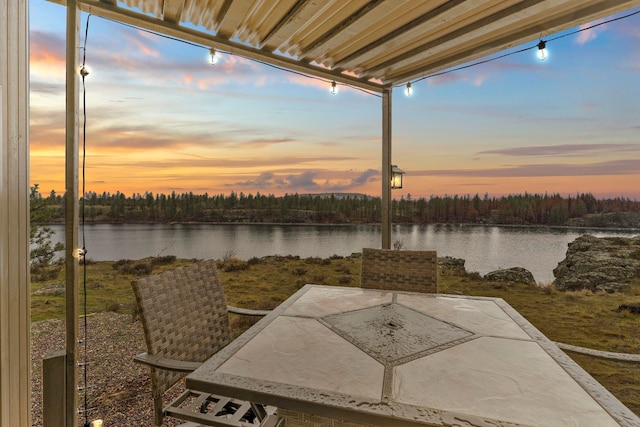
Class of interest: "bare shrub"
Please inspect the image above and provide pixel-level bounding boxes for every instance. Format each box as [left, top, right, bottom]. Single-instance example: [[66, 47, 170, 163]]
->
[[293, 268, 308, 276], [305, 257, 331, 265], [247, 257, 262, 265], [221, 259, 250, 272], [311, 274, 326, 283], [338, 275, 352, 284], [223, 249, 236, 262]]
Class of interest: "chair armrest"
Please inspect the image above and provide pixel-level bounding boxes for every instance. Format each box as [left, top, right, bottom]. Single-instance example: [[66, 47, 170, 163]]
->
[[227, 305, 271, 316], [134, 352, 202, 372]]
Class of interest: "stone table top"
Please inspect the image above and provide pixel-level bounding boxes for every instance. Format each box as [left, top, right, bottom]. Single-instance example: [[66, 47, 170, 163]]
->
[[186, 285, 640, 427]]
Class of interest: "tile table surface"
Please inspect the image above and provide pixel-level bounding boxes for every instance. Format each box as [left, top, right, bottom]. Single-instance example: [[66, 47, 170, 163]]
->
[[186, 285, 640, 427]]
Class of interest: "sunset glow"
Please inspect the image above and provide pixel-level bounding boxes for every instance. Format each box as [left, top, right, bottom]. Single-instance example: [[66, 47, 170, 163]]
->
[[30, 1, 640, 199]]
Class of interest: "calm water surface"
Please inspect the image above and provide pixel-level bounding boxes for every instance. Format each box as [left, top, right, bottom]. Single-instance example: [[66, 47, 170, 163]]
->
[[49, 223, 638, 284]]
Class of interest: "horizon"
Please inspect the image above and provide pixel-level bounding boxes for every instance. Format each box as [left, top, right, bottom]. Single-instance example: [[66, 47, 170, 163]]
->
[[30, 2, 640, 200], [37, 187, 640, 203]]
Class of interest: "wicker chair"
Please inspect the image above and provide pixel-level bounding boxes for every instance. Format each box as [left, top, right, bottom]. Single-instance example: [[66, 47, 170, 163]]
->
[[131, 259, 282, 427], [360, 248, 438, 293]]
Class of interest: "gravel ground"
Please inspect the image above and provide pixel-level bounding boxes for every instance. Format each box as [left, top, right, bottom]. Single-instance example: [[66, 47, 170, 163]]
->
[[31, 312, 184, 426]]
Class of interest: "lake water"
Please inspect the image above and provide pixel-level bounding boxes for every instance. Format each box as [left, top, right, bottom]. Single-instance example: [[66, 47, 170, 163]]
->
[[49, 223, 638, 284]]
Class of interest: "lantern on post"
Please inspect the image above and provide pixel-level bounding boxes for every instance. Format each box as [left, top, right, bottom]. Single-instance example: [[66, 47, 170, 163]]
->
[[391, 165, 405, 189]]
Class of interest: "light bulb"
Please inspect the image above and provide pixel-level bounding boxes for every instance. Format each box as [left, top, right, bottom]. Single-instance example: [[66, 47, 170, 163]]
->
[[330, 81, 338, 95], [79, 66, 90, 77], [405, 82, 413, 97], [536, 40, 547, 61], [209, 48, 218, 65], [74, 248, 86, 259]]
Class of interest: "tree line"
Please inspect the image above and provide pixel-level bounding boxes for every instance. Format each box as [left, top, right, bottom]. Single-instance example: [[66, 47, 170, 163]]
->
[[36, 188, 640, 227]]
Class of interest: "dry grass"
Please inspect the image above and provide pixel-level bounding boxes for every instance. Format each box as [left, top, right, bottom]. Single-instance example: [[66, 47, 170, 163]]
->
[[30, 255, 640, 423]]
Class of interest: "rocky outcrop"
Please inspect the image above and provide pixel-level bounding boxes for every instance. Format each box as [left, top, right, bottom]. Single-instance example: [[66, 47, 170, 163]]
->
[[438, 256, 467, 276], [483, 267, 535, 285], [553, 234, 640, 292], [565, 212, 640, 229]]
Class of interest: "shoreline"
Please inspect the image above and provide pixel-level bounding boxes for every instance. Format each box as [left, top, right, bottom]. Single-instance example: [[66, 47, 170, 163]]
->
[[46, 220, 640, 233]]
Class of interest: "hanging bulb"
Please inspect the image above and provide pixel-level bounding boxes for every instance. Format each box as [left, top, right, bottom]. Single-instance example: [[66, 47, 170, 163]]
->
[[209, 48, 218, 65], [405, 82, 413, 97], [536, 40, 547, 61], [73, 248, 86, 259], [79, 66, 89, 77], [330, 81, 338, 95]]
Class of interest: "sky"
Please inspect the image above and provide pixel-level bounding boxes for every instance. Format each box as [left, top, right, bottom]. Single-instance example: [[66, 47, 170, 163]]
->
[[29, 1, 640, 200]]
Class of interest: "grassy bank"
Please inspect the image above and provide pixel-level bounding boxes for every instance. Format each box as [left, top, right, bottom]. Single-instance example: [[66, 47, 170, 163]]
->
[[30, 255, 640, 415]]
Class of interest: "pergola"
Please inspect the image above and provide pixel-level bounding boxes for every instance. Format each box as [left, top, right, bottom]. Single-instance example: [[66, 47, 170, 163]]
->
[[2, 0, 640, 425]]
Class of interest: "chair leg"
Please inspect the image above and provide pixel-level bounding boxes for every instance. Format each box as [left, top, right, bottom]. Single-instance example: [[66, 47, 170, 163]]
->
[[154, 395, 164, 426]]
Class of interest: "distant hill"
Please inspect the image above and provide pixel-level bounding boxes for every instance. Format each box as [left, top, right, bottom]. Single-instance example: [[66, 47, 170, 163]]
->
[[299, 193, 370, 200]]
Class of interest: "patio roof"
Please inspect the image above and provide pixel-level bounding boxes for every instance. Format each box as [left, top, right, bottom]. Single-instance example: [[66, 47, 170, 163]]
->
[[54, 0, 640, 93]]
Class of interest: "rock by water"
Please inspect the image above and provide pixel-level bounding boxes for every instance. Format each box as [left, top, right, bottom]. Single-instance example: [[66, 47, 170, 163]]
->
[[553, 234, 640, 292], [483, 267, 535, 285], [437, 256, 467, 276]]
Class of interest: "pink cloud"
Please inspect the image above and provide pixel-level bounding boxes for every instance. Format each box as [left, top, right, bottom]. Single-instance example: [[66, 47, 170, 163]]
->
[[575, 22, 607, 45], [286, 74, 332, 91], [127, 30, 160, 57], [30, 30, 66, 74], [111, 53, 140, 71]]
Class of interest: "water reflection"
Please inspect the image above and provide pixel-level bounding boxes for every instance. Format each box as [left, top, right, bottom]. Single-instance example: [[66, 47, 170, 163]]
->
[[50, 223, 637, 284]]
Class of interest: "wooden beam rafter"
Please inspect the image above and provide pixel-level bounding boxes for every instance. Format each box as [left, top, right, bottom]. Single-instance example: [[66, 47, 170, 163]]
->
[[71, 0, 386, 92]]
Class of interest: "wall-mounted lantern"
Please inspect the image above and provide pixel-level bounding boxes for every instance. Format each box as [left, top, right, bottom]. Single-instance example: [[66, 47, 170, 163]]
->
[[391, 165, 405, 189]]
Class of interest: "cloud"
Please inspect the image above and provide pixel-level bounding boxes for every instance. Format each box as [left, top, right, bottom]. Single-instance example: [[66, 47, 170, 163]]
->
[[30, 81, 65, 95], [350, 169, 378, 185], [478, 143, 640, 157], [285, 74, 334, 92], [575, 22, 607, 45], [30, 30, 66, 78], [231, 168, 380, 192], [233, 170, 318, 190], [412, 159, 640, 178], [322, 169, 380, 192], [101, 155, 357, 170], [283, 73, 373, 96], [285, 170, 320, 189], [129, 32, 161, 58], [195, 55, 266, 88], [243, 137, 297, 147]]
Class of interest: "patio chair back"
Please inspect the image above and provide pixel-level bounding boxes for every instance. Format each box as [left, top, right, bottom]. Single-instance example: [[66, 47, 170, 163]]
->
[[132, 259, 231, 423], [361, 248, 438, 293]]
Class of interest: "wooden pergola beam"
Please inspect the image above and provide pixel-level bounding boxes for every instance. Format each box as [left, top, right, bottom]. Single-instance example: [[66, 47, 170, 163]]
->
[[64, 1, 81, 426], [50, 0, 387, 94], [0, 0, 30, 425]]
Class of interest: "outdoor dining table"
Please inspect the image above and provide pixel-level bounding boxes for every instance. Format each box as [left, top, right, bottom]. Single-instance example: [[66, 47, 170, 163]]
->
[[186, 284, 640, 427]]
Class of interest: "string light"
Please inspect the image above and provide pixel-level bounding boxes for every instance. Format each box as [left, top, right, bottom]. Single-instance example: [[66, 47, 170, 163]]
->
[[405, 82, 413, 97], [74, 248, 87, 259], [209, 48, 218, 65], [404, 9, 640, 90], [330, 81, 338, 95], [536, 40, 548, 61], [97, 5, 639, 98]]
